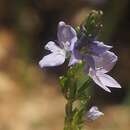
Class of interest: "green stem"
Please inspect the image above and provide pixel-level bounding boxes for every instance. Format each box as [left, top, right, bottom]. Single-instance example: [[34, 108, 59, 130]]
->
[[64, 100, 73, 130], [64, 100, 86, 130]]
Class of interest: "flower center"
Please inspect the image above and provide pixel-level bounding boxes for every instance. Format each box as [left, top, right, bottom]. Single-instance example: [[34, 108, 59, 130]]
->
[[60, 41, 71, 58]]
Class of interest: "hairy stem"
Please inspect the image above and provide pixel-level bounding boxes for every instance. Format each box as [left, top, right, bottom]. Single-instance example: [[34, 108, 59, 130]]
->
[[64, 100, 73, 130]]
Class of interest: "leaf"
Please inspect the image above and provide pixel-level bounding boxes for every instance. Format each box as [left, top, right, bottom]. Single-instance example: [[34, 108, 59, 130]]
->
[[75, 74, 92, 101]]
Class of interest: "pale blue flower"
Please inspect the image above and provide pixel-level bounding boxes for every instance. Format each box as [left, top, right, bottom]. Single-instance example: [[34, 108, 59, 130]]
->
[[39, 21, 77, 68], [87, 106, 104, 120], [70, 34, 121, 92], [69, 35, 112, 71]]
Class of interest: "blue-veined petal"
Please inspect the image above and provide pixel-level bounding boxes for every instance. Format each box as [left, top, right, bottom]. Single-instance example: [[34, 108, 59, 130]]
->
[[39, 51, 66, 68], [93, 51, 118, 73], [90, 41, 112, 56], [57, 21, 77, 49], [96, 72, 121, 88], [89, 69, 111, 92]]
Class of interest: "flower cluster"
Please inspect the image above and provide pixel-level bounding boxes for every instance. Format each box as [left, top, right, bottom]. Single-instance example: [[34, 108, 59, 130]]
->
[[39, 21, 121, 93]]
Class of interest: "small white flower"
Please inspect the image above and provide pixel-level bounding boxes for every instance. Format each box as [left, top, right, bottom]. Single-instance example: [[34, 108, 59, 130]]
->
[[87, 106, 104, 120]]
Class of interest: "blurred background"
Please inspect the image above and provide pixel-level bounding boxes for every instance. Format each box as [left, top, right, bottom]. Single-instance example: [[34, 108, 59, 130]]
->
[[0, 0, 130, 130]]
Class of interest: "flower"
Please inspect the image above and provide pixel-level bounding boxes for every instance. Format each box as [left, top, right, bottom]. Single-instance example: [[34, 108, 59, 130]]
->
[[70, 35, 121, 92], [69, 35, 112, 71], [87, 106, 104, 120], [39, 21, 77, 68]]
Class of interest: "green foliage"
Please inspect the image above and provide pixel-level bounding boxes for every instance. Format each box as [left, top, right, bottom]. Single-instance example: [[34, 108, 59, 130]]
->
[[60, 62, 92, 130], [59, 62, 91, 101], [78, 10, 103, 38], [60, 10, 103, 130]]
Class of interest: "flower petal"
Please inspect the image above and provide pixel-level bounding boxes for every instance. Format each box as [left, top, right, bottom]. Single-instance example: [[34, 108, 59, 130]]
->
[[45, 41, 62, 52], [85, 55, 95, 70], [57, 21, 77, 49], [96, 72, 121, 88], [39, 52, 65, 68], [89, 69, 111, 92], [93, 51, 118, 73], [68, 54, 79, 66], [87, 106, 104, 120], [90, 41, 112, 56], [73, 48, 83, 60]]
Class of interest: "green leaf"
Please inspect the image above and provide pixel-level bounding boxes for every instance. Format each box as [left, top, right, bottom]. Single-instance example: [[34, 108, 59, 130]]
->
[[76, 78, 91, 98]]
